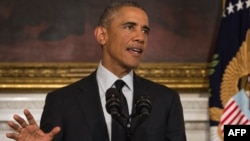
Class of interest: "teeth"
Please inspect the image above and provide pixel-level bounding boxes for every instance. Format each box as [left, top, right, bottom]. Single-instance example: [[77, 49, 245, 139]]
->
[[132, 48, 139, 52], [129, 48, 142, 53]]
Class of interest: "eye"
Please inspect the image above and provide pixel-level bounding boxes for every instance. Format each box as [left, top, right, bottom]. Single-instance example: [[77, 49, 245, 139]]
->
[[125, 24, 134, 30], [142, 28, 149, 35]]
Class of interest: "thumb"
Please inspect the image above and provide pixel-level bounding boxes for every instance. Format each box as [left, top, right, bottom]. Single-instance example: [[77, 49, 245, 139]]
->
[[48, 126, 61, 137]]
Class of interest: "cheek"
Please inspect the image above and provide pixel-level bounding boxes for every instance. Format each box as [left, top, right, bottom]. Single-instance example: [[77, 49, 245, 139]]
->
[[114, 34, 129, 48], [108, 32, 132, 52]]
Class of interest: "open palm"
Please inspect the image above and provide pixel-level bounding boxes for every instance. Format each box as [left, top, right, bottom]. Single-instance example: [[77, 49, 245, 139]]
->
[[6, 109, 60, 141]]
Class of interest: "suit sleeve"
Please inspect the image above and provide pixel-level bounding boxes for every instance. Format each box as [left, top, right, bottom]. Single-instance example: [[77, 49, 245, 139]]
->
[[40, 92, 64, 141], [165, 92, 186, 141]]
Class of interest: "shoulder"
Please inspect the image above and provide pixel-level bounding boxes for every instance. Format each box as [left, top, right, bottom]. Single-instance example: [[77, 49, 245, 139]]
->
[[135, 75, 183, 113], [135, 75, 179, 99], [136, 75, 177, 92], [46, 71, 97, 99]]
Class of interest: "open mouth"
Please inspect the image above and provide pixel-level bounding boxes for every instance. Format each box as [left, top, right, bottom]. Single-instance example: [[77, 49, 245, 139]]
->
[[127, 47, 143, 54]]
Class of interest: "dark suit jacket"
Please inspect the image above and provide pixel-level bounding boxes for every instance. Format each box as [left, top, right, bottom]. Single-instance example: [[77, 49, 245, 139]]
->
[[40, 71, 186, 141]]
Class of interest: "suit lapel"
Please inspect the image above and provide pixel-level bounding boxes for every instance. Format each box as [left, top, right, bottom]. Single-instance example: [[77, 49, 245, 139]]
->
[[75, 71, 109, 141], [131, 74, 145, 128], [132, 74, 148, 113], [131, 74, 151, 133]]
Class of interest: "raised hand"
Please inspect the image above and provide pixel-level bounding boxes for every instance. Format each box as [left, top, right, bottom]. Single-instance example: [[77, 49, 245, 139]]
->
[[6, 109, 60, 141]]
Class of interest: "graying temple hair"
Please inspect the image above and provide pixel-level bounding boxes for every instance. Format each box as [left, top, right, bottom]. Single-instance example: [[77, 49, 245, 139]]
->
[[97, 1, 146, 27]]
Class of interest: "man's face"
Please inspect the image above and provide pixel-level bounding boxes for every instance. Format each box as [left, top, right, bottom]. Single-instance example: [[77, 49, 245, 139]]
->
[[100, 6, 150, 75]]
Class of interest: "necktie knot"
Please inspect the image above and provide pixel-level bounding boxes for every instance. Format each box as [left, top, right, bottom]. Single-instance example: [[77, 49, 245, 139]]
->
[[114, 80, 126, 92]]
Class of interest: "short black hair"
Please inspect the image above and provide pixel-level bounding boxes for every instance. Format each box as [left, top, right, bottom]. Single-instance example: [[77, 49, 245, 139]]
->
[[97, 1, 146, 28]]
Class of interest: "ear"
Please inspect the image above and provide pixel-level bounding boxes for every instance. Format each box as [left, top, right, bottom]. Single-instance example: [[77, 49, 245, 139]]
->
[[94, 26, 107, 45]]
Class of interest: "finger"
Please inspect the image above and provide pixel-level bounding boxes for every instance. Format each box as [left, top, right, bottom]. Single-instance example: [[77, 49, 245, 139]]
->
[[48, 126, 61, 137], [8, 121, 23, 133], [23, 109, 38, 126], [6, 133, 19, 140], [13, 114, 28, 128]]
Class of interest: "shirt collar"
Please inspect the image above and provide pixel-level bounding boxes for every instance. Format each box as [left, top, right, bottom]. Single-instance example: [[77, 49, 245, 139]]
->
[[96, 61, 133, 91]]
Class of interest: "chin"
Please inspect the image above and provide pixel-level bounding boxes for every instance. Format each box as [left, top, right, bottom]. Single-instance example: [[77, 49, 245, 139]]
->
[[128, 62, 140, 69], [123, 59, 141, 69]]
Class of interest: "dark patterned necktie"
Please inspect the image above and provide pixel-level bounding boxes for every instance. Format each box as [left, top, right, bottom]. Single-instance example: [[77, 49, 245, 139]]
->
[[115, 80, 129, 118], [111, 79, 128, 141]]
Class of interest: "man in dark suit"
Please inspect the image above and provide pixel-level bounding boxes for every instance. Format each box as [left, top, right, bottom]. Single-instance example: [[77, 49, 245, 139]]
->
[[6, 1, 186, 141]]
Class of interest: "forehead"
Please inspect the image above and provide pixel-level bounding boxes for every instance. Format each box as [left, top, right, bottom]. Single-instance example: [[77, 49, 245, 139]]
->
[[111, 6, 149, 26]]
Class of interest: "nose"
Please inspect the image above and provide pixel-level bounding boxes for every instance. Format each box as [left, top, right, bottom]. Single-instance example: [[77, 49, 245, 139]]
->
[[133, 30, 146, 43]]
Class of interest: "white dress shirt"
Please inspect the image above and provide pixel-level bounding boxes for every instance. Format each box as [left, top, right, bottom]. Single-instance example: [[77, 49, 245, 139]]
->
[[96, 61, 134, 141]]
